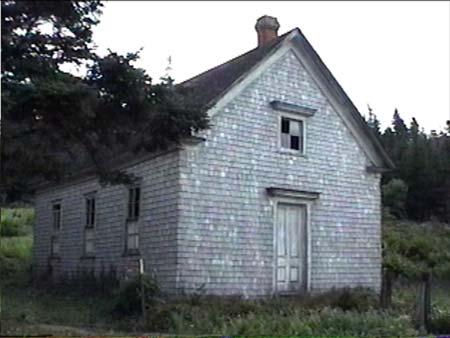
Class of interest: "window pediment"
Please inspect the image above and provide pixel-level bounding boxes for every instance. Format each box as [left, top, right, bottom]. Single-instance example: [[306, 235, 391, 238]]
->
[[270, 100, 316, 117]]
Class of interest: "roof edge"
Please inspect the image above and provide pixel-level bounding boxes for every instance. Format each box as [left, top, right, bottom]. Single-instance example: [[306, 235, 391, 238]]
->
[[290, 29, 394, 169]]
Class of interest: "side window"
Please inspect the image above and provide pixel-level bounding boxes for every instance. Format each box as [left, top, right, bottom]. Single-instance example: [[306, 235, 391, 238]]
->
[[280, 117, 305, 153], [127, 186, 140, 221], [84, 193, 96, 256], [51, 202, 62, 256], [126, 185, 140, 252], [52, 203, 62, 231]]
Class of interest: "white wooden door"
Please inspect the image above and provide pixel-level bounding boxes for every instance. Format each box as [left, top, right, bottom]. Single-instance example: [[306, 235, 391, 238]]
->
[[275, 203, 307, 292]]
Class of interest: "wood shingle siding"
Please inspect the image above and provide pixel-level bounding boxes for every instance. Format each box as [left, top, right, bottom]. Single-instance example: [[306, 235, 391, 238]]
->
[[33, 150, 182, 291], [33, 21, 387, 296], [176, 49, 381, 296]]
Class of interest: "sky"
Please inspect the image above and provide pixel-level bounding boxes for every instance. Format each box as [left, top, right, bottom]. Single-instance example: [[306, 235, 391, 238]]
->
[[92, 1, 450, 132]]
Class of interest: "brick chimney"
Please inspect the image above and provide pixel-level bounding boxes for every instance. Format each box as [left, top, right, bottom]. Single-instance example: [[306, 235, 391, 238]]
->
[[255, 15, 280, 47]]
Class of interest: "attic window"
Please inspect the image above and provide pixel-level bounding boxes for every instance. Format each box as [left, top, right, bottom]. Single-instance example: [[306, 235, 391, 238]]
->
[[280, 117, 304, 153]]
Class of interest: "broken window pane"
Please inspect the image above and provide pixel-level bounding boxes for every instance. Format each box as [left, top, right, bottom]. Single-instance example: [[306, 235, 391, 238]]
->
[[280, 117, 304, 152], [281, 118, 290, 134], [291, 135, 300, 150]]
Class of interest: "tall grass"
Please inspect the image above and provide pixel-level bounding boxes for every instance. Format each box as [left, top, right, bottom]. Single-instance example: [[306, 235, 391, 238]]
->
[[0, 236, 33, 286]]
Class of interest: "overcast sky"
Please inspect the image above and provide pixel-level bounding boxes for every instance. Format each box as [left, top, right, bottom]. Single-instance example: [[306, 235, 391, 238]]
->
[[92, 1, 450, 132]]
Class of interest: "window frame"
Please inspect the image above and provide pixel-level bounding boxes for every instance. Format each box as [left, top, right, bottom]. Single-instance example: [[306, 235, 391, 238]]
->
[[127, 185, 141, 222], [84, 227, 95, 257], [85, 193, 96, 229], [52, 202, 62, 231], [50, 201, 62, 257], [51, 234, 60, 256], [124, 184, 141, 254], [83, 192, 97, 257], [125, 220, 140, 253], [278, 112, 307, 155]]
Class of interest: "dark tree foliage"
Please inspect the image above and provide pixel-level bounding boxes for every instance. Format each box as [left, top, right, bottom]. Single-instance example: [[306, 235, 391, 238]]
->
[[1, 1, 209, 204], [366, 110, 450, 222]]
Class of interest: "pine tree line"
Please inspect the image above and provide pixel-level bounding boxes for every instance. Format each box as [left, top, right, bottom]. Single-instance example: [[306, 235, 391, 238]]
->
[[366, 109, 450, 222]]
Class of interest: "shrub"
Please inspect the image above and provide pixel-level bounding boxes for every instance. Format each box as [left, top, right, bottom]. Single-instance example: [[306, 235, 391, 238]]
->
[[382, 179, 408, 219], [267, 287, 378, 312], [429, 305, 450, 334], [112, 274, 162, 317], [1, 208, 34, 237], [326, 287, 379, 311], [154, 303, 417, 336], [0, 236, 33, 286], [138, 288, 389, 335], [1, 218, 20, 236]]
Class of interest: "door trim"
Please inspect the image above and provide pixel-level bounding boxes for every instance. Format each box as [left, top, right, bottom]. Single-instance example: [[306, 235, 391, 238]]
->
[[269, 193, 317, 295]]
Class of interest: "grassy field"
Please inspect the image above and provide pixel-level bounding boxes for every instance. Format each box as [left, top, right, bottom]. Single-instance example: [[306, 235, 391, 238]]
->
[[1, 208, 449, 336]]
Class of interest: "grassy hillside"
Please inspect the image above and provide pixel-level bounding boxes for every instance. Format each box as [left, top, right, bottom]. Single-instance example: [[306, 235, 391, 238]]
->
[[1, 208, 449, 336]]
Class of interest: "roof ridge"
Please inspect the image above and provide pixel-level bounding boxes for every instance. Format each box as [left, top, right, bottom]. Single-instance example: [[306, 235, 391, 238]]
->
[[176, 29, 295, 110], [179, 29, 294, 86]]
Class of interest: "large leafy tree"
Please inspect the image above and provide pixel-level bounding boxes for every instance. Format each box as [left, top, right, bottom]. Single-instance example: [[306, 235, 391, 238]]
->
[[1, 1, 208, 204]]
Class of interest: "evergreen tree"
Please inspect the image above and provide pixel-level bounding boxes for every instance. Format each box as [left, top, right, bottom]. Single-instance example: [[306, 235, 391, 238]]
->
[[1, 1, 209, 204], [380, 109, 450, 221], [366, 104, 381, 135]]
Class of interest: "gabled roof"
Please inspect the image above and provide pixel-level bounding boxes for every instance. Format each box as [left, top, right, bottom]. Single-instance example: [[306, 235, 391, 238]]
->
[[36, 24, 394, 192], [180, 28, 394, 170], [180, 30, 294, 109]]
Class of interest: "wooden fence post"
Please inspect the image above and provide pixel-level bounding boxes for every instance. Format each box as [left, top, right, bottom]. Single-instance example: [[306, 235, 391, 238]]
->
[[138, 258, 147, 323], [380, 267, 393, 308], [417, 271, 432, 332]]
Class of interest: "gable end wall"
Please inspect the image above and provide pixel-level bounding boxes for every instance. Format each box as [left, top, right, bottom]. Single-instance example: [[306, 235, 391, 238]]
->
[[176, 48, 382, 296]]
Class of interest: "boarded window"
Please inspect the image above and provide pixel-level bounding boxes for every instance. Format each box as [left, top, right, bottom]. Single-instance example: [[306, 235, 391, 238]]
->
[[127, 186, 140, 220], [280, 117, 304, 153]]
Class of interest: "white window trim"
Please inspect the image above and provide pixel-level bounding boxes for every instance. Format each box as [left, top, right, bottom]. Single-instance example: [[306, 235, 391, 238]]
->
[[52, 200, 62, 231], [84, 192, 97, 228], [125, 221, 140, 252], [126, 185, 141, 221], [268, 188, 319, 295], [124, 183, 141, 254], [50, 200, 62, 257], [84, 227, 95, 256], [277, 111, 307, 156], [83, 192, 97, 257]]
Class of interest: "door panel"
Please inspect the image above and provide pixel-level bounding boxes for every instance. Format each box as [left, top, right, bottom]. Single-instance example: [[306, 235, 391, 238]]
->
[[276, 203, 307, 292]]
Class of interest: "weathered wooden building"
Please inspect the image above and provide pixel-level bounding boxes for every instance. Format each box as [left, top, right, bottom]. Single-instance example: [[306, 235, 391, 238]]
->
[[33, 16, 393, 296]]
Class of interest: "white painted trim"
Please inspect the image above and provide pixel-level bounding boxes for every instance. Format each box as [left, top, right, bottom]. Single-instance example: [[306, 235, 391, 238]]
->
[[277, 111, 307, 156], [123, 184, 142, 253], [270, 100, 316, 117], [82, 192, 97, 256], [207, 30, 298, 119], [50, 200, 63, 257], [270, 195, 314, 294], [287, 44, 381, 167], [201, 29, 380, 167]]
